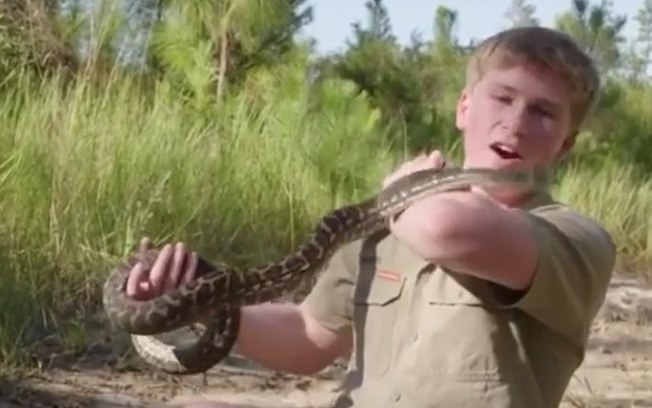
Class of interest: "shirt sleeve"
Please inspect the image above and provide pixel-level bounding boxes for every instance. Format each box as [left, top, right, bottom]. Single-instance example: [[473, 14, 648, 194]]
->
[[496, 204, 616, 346], [302, 241, 361, 331]]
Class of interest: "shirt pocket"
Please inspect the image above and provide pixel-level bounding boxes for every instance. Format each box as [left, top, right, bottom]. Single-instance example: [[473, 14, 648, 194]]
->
[[352, 271, 406, 378], [414, 273, 512, 382]]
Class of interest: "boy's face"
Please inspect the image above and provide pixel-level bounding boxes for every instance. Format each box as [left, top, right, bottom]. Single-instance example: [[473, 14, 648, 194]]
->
[[456, 60, 575, 173]]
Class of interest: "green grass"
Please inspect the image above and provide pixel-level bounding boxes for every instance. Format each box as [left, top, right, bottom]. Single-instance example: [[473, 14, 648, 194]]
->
[[556, 159, 652, 270], [0, 67, 396, 365], [0, 64, 650, 367]]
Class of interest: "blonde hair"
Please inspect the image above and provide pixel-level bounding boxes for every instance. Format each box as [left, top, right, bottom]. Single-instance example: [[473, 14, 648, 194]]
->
[[466, 26, 600, 131]]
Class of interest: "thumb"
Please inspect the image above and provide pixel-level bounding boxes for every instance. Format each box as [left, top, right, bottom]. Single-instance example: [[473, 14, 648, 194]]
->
[[426, 150, 446, 170], [138, 237, 153, 252]]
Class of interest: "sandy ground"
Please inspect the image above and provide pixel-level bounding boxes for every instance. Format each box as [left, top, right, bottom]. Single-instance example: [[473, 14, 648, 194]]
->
[[1, 276, 651, 408]]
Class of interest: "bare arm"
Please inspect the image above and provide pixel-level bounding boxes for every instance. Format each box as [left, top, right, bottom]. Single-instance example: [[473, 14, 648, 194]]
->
[[180, 304, 352, 408], [391, 190, 538, 290], [388, 186, 616, 348], [125, 240, 353, 377], [234, 301, 352, 375]]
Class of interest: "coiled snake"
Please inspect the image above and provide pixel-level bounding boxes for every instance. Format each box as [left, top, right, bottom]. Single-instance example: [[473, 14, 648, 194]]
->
[[102, 166, 548, 375]]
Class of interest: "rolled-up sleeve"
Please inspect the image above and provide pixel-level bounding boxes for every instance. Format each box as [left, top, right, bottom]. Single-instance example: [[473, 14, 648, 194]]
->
[[303, 241, 360, 331], [500, 205, 616, 346]]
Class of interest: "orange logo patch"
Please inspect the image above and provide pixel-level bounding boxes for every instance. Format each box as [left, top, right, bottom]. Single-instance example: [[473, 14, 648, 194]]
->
[[376, 268, 401, 282]]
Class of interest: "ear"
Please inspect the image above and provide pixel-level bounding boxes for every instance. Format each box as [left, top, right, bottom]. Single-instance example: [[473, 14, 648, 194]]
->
[[455, 88, 470, 131]]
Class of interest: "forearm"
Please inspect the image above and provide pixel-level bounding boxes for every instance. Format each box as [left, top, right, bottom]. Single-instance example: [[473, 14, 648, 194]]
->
[[392, 191, 537, 289], [234, 302, 350, 375]]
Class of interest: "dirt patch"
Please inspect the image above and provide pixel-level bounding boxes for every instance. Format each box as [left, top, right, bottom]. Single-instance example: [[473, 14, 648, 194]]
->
[[0, 359, 342, 408], [561, 277, 652, 408], [1, 277, 651, 408]]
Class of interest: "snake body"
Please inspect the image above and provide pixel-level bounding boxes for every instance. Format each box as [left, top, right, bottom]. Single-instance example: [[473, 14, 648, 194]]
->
[[102, 166, 547, 374]]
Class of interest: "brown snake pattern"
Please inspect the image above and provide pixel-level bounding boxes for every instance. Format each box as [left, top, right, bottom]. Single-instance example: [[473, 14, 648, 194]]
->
[[102, 166, 549, 374]]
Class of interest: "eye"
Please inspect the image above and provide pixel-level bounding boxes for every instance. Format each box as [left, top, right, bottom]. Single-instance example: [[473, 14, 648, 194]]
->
[[493, 94, 512, 104], [529, 105, 555, 118]]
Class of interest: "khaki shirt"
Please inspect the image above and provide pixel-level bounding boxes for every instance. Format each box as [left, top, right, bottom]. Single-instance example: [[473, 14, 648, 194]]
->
[[304, 190, 616, 408]]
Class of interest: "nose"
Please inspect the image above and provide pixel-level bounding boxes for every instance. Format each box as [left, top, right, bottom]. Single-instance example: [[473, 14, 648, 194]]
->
[[501, 104, 528, 136]]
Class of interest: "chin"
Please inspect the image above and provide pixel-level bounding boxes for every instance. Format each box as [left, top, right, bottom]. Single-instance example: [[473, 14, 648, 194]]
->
[[495, 159, 530, 170]]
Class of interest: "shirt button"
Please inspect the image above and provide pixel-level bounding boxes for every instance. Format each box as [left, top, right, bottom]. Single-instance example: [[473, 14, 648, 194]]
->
[[412, 331, 419, 342], [393, 391, 401, 401]]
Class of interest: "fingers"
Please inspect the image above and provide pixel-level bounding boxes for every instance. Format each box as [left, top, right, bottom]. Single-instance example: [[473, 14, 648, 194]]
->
[[125, 240, 199, 300], [166, 242, 187, 292], [148, 243, 174, 296], [183, 251, 199, 284], [126, 237, 157, 299], [126, 261, 153, 300], [383, 150, 447, 188]]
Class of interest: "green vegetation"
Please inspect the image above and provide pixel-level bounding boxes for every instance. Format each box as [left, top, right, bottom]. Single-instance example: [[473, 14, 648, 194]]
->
[[0, 0, 651, 367]]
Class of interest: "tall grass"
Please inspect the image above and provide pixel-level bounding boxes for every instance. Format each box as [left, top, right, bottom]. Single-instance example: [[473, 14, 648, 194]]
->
[[556, 160, 652, 269], [0, 59, 650, 366], [0, 66, 395, 364]]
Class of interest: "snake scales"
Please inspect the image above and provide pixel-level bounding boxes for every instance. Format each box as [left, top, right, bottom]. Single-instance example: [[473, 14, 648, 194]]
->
[[102, 166, 548, 374]]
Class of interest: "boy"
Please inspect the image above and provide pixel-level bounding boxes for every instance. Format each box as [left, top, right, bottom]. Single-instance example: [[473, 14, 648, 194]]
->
[[125, 26, 616, 408]]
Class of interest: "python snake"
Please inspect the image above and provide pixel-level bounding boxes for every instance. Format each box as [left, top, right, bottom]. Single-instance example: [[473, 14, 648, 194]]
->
[[102, 166, 548, 374]]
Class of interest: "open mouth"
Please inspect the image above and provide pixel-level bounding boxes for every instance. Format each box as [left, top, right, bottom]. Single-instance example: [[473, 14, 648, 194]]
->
[[490, 142, 522, 160]]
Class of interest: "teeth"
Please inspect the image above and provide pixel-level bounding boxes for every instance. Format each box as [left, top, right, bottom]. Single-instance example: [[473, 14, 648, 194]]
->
[[491, 143, 521, 159], [496, 144, 514, 153]]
